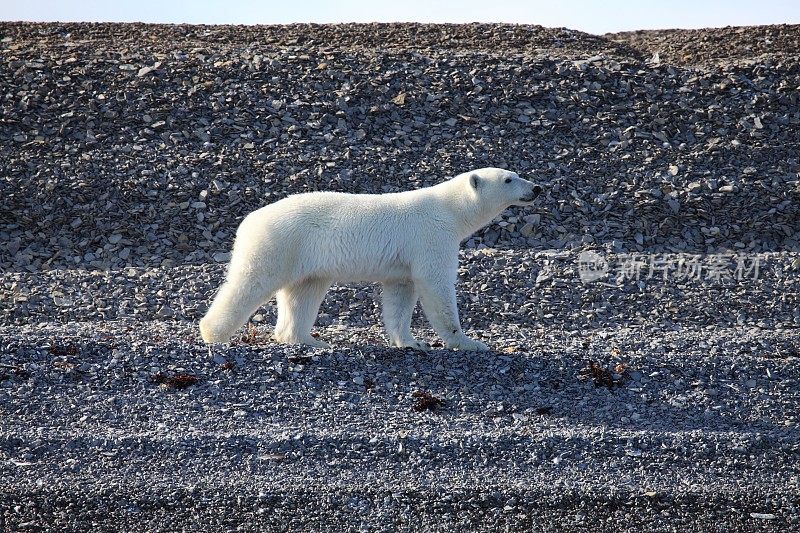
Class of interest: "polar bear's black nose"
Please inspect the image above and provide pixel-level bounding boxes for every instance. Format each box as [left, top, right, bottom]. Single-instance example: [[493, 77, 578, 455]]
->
[[532, 185, 543, 196]]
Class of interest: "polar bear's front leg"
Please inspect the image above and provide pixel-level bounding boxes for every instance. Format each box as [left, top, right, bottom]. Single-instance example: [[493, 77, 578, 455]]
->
[[381, 280, 430, 351], [413, 259, 489, 352]]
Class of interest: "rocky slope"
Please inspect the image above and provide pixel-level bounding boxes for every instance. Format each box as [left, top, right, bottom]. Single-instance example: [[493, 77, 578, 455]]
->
[[1, 22, 798, 271]]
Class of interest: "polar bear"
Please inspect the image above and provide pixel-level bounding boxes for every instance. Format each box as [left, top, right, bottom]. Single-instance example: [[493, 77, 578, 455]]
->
[[199, 167, 541, 350]]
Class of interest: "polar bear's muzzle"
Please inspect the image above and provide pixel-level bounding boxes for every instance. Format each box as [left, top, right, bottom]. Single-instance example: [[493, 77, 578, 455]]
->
[[516, 184, 543, 205]]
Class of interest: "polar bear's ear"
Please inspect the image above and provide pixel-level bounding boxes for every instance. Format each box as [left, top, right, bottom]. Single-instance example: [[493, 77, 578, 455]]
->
[[469, 173, 480, 190]]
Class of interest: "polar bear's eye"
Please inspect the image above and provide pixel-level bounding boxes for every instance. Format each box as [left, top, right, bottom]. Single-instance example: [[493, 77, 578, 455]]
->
[[504, 178, 512, 183]]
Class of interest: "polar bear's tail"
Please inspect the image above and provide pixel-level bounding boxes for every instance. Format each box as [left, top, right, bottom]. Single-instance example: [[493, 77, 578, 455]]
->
[[199, 268, 278, 344]]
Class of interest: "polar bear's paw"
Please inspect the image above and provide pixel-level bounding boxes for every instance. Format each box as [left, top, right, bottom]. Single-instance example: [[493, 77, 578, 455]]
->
[[447, 337, 490, 352], [274, 333, 331, 349], [392, 339, 431, 351]]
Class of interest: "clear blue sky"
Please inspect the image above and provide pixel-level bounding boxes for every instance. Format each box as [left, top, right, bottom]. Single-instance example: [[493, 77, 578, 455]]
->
[[3, 0, 799, 35]]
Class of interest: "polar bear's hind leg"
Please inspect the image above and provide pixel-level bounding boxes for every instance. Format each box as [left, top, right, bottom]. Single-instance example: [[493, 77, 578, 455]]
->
[[199, 269, 280, 344], [273, 278, 332, 348]]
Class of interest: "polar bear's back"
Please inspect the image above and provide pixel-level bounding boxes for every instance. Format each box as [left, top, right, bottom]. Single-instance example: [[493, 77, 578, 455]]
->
[[253, 190, 425, 230], [232, 189, 445, 282]]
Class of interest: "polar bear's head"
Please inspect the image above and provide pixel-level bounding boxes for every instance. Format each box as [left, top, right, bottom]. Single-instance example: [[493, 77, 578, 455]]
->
[[441, 168, 542, 238], [439, 167, 543, 238], [464, 167, 542, 209]]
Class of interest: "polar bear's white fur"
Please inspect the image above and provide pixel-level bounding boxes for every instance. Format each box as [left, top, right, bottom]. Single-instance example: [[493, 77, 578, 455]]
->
[[199, 167, 541, 350]]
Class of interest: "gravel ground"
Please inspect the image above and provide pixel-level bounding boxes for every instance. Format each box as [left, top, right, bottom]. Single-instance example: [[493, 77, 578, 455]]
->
[[1, 22, 799, 531]]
